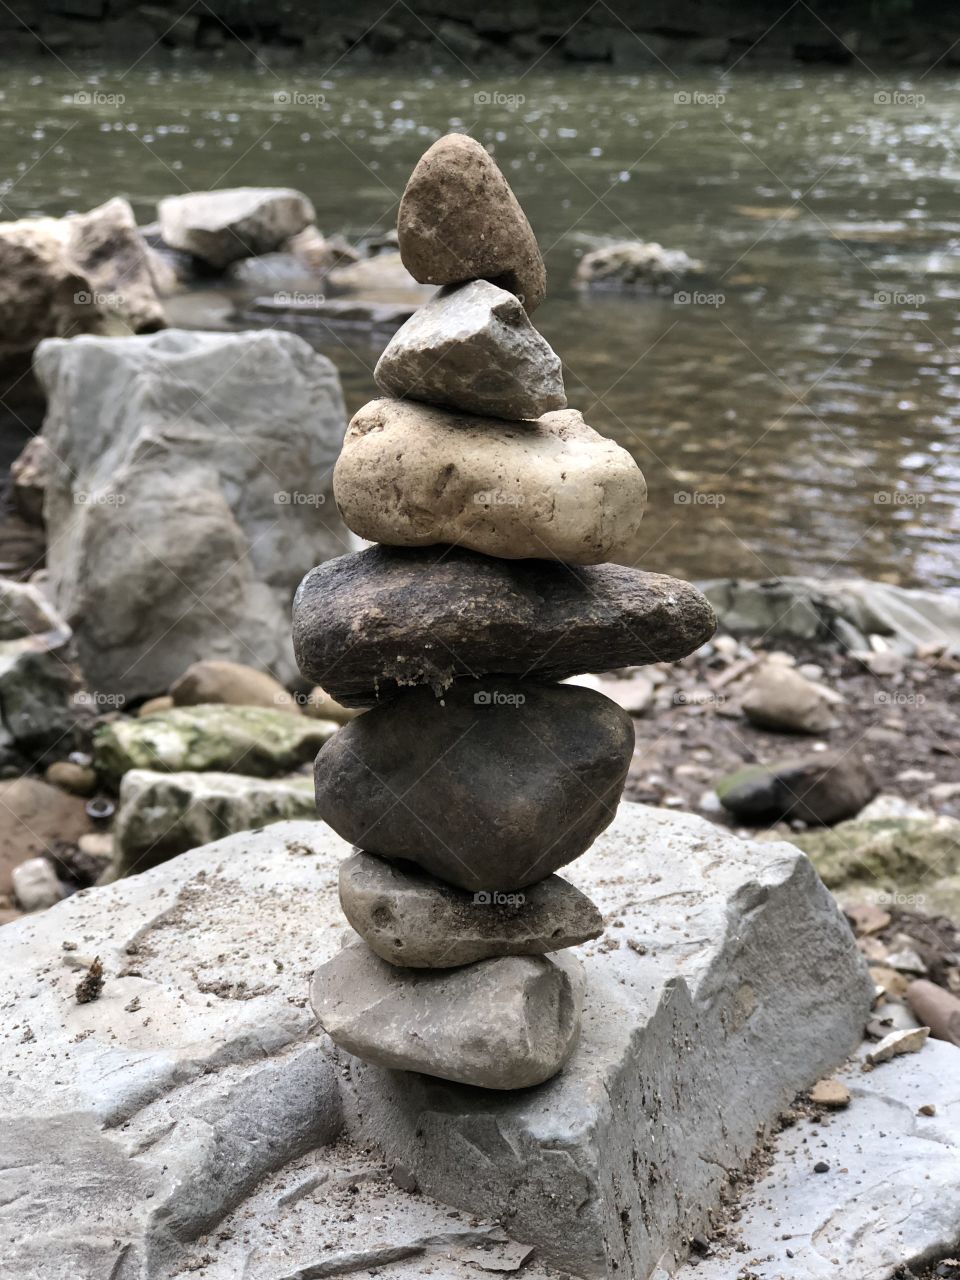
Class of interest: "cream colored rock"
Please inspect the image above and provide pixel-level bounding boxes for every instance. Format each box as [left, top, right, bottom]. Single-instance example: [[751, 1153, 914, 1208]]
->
[[334, 399, 647, 565], [304, 685, 360, 723]]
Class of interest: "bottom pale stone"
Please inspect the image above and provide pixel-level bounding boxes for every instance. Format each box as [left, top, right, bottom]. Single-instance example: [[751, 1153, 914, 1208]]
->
[[312, 939, 585, 1089]]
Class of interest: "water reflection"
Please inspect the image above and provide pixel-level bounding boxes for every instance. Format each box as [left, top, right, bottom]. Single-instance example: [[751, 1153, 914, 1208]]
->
[[1, 63, 958, 585]]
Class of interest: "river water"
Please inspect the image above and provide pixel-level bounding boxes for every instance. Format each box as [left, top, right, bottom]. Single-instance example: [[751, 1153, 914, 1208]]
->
[[3, 61, 959, 587]]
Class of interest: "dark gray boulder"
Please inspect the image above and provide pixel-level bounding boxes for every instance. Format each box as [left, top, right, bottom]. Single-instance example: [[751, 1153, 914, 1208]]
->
[[314, 678, 635, 891]]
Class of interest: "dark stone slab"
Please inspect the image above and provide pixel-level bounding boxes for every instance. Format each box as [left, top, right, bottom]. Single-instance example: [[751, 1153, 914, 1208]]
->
[[293, 545, 716, 708]]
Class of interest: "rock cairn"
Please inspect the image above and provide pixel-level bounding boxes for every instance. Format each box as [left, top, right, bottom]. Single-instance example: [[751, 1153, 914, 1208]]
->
[[295, 134, 716, 1091]]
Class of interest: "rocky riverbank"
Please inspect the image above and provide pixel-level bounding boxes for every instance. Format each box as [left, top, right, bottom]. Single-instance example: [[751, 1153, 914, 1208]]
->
[[3, 0, 960, 70]]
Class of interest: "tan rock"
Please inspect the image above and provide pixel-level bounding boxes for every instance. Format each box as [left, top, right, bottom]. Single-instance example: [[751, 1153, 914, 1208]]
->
[[398, 134, 546, 311], [138, 695, 174, 717], [170, 660, 300, 715], [845, 902, 891, 936], [0, 778, 92, 895], [809, 1077, 851, 1108], [869, 964, 909, 1001], [865, 1025, 930, 1066], [304, 686, 360, 723], [334, 399, 646, 565], [0, 197, 165, 365], [44, 761, 97, 796], [67, 197, 166, 335], [741, 662, 841, 734]]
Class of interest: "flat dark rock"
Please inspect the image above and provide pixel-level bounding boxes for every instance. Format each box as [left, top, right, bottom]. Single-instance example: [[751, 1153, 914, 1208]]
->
[[293, 545, 716, 708], [314, 678, 634, 891]]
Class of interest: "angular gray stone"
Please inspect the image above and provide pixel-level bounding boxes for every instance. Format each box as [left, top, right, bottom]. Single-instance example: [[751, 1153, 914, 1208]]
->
[[112, 768, 316, 876], [333, 400, 647, 565], [312, 939, 585, 1089], [398, 134, 546, 311], [680, 1039, 960, 1280], [94, 704, 338, 785], [373, 279, 565, 418], [339, 851, 604, 967], [293, 545, 716, 707], [158, 187, 315, 269], [0, 806, 871, 1279], [315, 679, 634, 892], [37, 328, 351, 699]]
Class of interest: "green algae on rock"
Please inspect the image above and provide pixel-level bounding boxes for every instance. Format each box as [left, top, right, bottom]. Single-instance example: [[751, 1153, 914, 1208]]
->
[[94, 704, 337, 785]]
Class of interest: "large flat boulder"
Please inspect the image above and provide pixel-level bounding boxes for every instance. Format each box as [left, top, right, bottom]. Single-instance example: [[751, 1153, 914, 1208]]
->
[[0, 804, 871, 1279], [36, 328, 351, 699]]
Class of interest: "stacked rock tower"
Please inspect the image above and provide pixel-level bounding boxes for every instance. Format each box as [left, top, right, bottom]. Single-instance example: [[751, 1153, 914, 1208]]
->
[[294, 135, 716, 1090]]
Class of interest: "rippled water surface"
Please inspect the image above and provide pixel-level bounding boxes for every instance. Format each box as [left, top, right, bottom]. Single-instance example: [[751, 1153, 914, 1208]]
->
[[3, 61, 959, 586]]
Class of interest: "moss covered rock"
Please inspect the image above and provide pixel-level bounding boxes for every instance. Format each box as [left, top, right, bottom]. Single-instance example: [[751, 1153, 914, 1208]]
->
[[94, 704, 337, 785], [790, 809, 960, 917], [112, 769, 317, 875]]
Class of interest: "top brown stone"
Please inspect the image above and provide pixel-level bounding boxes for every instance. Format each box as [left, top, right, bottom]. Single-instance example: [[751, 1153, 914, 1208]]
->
[[397, 133, 546, 312]]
